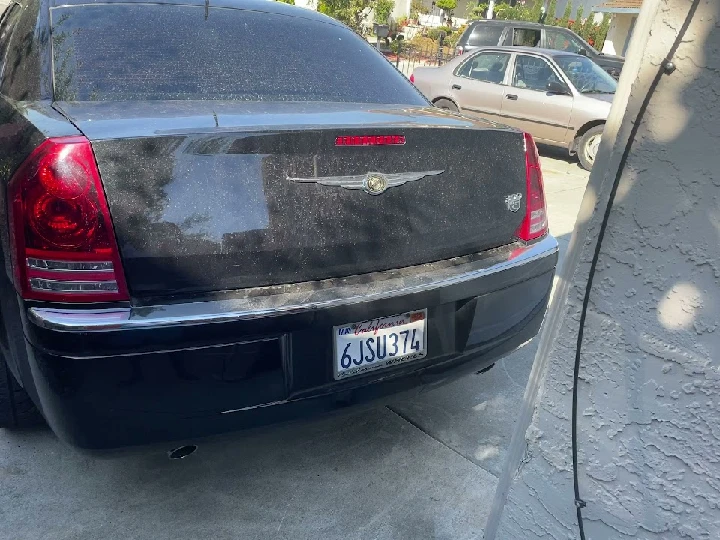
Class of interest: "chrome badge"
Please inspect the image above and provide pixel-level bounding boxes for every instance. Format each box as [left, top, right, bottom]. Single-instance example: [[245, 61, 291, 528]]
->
[[363, 173, 389, 195], [505, 193, 522, 212], [287, 170, 444, 195]]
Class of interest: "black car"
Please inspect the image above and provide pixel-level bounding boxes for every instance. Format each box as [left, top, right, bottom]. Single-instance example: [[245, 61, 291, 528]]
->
[[455, 20, 624, 79], [0, 0, 557, 450]]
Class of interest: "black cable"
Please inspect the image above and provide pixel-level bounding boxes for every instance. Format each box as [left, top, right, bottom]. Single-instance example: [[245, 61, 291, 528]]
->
[[570, 1, 702, 537]]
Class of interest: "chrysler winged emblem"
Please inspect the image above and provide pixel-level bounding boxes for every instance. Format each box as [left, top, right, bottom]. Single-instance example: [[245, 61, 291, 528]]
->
[[287, 170, 444, 195]]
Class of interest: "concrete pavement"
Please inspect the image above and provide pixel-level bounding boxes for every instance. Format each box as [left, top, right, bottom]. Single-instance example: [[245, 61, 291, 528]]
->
[[0, 152, 589, 540], [389, 148, 589, 478]]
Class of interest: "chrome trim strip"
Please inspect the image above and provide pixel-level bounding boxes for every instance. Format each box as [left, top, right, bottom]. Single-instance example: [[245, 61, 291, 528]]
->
[[28, 236, 558, 333], [29, 278, 119, 293], [27, 258, 115, 273]]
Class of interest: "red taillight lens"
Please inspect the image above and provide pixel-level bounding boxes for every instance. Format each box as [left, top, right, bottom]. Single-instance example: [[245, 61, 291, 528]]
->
[[8, 137, 129, 302], [456, 47, 464, 55], [335, 135, 406, 146], [516, 133, 548, 242], [410, 73, 415, 83]]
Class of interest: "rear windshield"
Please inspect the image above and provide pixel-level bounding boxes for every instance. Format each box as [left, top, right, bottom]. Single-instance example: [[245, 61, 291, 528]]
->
[[466, 25, 504, 47], [50, 4, 425, 104]]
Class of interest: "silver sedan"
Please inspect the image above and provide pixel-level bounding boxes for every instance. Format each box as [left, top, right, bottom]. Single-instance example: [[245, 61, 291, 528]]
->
[[411, 46, 617, 170]]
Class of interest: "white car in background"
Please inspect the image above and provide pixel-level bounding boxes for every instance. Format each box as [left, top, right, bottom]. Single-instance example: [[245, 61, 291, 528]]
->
[[411, 46, 617, 170]]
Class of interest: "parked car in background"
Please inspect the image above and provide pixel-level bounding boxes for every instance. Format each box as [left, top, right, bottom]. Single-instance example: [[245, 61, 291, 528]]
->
[[411, 47, 617, 170], [455, 20, 624, 79], [0, 0, 558, 450]]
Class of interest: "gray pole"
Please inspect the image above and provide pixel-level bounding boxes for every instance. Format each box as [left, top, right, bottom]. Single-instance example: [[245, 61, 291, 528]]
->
[[484, 0, 720, 538]]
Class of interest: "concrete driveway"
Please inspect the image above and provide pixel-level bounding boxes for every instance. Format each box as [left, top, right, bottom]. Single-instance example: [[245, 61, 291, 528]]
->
[[0, 152, 589, 540]]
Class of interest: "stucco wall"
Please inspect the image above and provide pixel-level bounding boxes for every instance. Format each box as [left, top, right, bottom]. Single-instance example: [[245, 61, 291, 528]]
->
[[485, 0, 720, 538], [602, 13, 637, 55]]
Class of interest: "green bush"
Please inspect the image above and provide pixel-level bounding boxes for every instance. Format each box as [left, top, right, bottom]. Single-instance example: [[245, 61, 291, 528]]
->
[[411, 0, 429, 16], [427, 26, 453, 41], [435, 0, 457, 14], [319, 0, 398, 33], [529, 0, 542, 23], [467, 2, 487, 19], [493, 4, 534, 21], [374, 0, 393, 24], [445, 27, 464, 47], [468, 2, 537, 22], [408, 35, 440, 56]]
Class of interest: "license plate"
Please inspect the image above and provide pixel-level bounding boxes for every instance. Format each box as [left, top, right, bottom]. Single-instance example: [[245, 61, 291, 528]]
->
[[333, 309, 427, 380]]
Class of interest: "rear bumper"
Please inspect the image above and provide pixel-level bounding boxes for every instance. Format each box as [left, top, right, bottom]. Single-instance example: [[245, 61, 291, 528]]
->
[[19, 236, 558, 450]]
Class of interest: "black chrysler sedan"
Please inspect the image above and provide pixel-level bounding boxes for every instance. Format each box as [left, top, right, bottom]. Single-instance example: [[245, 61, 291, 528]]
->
[[0, 0, 557, 449]]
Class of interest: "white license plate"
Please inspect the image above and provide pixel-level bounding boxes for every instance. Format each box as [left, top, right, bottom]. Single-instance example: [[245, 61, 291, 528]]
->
[[333, 309, 427, 380]]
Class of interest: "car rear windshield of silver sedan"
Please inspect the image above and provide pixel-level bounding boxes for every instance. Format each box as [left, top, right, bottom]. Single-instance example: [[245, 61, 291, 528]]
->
[[50, 5, 425, 104]]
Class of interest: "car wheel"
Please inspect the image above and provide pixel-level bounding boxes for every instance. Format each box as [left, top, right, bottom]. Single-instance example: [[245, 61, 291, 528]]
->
[[0, 356, 43, 428], [578, 125, 604, 171], [433, 99, 458, 112]]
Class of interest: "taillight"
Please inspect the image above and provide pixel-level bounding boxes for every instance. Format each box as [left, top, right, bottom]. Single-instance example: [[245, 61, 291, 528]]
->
[[8, 136, 129, 302], [410, 73, 415, 83], [516, 133, 548, 242], [456, 47, 464, 55]]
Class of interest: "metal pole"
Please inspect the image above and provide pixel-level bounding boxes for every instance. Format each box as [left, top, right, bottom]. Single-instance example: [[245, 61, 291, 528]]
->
[[540, 0, 550, 23]]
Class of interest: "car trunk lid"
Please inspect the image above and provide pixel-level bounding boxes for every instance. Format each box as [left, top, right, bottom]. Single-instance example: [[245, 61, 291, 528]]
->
[[54, 101, 528, 301]]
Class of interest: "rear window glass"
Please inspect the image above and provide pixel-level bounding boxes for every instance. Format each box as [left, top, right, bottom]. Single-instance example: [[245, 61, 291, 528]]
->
[[49, 5, 425, 104], [456, 52, 510, 84], [512, 28, 541, 47], [466, 25, 503, 47]]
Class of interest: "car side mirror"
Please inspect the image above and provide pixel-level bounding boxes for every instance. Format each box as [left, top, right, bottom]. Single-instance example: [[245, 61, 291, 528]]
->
[[578, 48, 588, 56], [547, 81, 570, 95]]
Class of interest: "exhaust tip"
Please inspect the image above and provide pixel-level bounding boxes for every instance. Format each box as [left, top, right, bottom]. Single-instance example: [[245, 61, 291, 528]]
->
[[168, 445, 198, 460]]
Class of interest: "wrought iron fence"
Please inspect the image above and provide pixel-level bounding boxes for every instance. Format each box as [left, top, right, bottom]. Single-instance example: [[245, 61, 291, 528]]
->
[[384, 39, 459, 78]]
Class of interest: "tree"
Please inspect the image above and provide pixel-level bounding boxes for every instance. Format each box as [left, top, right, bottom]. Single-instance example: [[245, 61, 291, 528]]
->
[[529, 0, 543, 23], [573, 5, 583, 30], [411, 0, 429, 15], [275, 0, 295, 4], [493, 3, 533, 21], [435, 0, 457, 19], [547, 0, 557, 22], [410, 0, 429, 21], [558, 0, 572, 28], [579, 11, 597, 41], [595, 12, 611, 50], [318, 0, 378, 33], [468, 2, 488, 20], [374, 0, 393, 24]]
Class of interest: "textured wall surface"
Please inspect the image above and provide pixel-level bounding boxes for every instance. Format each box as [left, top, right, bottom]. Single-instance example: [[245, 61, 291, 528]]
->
[[491, 0, 720, 538]]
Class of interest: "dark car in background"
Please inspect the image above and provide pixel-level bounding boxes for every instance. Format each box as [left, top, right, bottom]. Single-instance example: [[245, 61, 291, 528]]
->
[[0, 0, 557, 450], [455, 20, 625, 79]]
